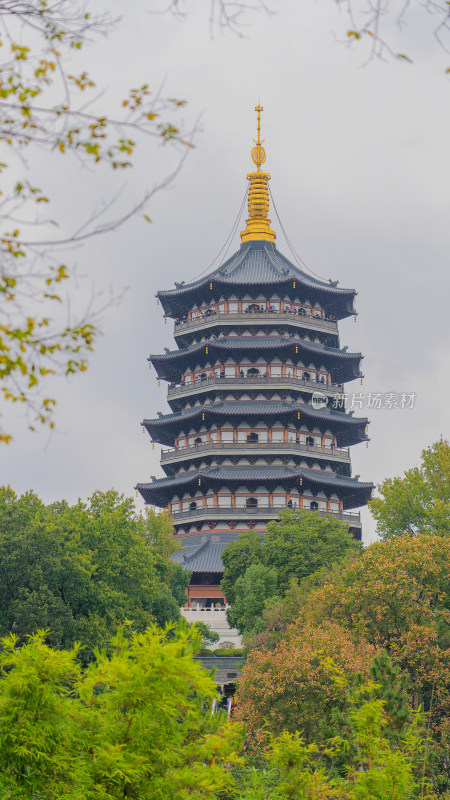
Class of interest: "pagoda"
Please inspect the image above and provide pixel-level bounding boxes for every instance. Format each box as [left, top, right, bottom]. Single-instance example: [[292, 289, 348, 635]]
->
[[136, 106, 373, 615]]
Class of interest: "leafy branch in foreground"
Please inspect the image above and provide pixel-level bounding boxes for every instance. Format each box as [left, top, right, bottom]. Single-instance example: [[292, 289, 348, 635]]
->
[[0, 0, 191, 442], [334, 0, 450, 72], [0, 625, 242, 799]]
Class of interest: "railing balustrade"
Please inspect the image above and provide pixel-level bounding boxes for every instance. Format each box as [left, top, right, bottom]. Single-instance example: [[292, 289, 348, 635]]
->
[[167, 374, 344, 396], [161, 440, 349, 462], [174, 310, 338, 330], [170, 505, 361, 524]]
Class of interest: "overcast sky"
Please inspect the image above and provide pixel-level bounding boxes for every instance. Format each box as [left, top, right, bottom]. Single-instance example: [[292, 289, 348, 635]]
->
[[3, 0, 450, 543]]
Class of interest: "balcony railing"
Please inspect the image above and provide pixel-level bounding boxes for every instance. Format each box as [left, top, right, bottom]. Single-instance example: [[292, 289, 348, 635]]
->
[[171, 506, 361, 525], [174, 310, 338, 332], [167, 374, 344, 396], [161, 440, 350, 463]]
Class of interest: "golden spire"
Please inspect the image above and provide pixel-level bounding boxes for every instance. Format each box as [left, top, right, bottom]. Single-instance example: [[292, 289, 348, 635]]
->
[[240, 104, 276, 244]]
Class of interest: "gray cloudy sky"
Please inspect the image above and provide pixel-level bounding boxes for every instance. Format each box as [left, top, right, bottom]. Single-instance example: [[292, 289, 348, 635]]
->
[[3, 0, 450, 543]]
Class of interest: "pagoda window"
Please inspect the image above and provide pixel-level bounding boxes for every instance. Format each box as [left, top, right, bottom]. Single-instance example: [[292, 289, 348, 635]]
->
[[271, 363, 282, 377], [189, 501, 197, 511], [273, 491, 286, 507], [290, 493, 300, 509], [247, 367, 260, 377], [194, 437, 203, 446], [303, 371, 311, 381], [272, 426, 284, 443], [247, 432, 259, 443], [306, 436, 315, 447], [221, 427, 234, 443], [246, 497, 258, 509], [310, 501, 319, 511]]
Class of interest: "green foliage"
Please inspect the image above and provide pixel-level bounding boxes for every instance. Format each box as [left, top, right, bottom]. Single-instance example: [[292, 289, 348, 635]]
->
[[370, 440, 450, 539], [0, 625, 242, 799], [214, 647, 246, 657], [227, 562, 278, 635], [0, 487, 190, 662], [192, 620, 221, 644], [368, 649, 411, 739], [226, 672, 433, 799], [221, 530, 264, 606], [0, 1, 189, 442], [221, 509, 361, 634], [264, 509, 362, 595]]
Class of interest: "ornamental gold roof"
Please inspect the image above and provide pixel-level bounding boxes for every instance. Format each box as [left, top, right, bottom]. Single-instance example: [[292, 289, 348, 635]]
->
[[240, 104, 276, 244]]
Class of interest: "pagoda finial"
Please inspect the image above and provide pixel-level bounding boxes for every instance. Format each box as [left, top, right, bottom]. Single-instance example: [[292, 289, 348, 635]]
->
[[241, 104, 276, 244], [252, 103, 265, 173]]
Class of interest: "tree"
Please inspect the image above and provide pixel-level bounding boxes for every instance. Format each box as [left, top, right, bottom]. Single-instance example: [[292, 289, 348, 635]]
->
[[221, 509, 361, 609], [191, 619, 221, 645], [370, 440, 450, 539], [235, 619, 375, 749], [233, 676, 431, 800], [263, 509, 362, 595], [0, 624, 240, 799], [332, 0, 450, 73], [304, 534, 450, 736], [0, 0, 196, 443], [0, 487, 190, 662], [221, 529, 265, 606], [227, 562, 278, 635]]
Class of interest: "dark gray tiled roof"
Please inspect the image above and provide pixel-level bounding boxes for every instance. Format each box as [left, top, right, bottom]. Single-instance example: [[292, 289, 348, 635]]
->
[[175, 540, 230, 573], [137, 465, 373, 492], [158, 242, 354, 298], [143, 400, 368, 428], [149, 336, 360, 363]]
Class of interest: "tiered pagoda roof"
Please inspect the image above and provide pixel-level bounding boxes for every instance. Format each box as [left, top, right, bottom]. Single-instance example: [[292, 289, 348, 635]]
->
[[149, 337, 362, 384], [143, 401, 368, 447], [137, 465, 372, 509], [158, 241, 355, 319]]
